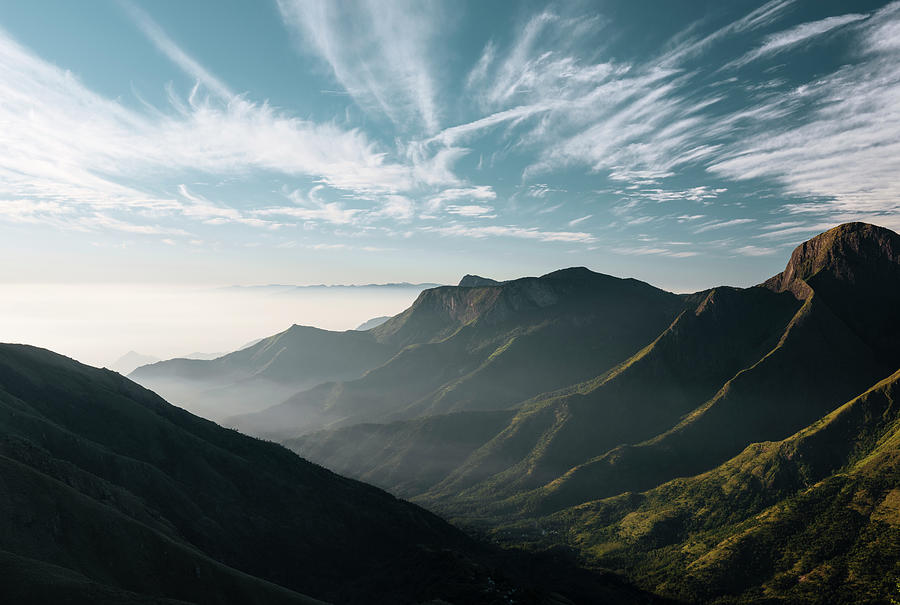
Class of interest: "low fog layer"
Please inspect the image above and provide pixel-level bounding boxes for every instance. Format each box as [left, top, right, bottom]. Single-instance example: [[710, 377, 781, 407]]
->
[[0, 283, 433, 368]]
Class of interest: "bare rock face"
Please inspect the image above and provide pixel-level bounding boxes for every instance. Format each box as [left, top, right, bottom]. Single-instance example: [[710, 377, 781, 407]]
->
[[763, 222, 900, 297], [458, 274, 501, 287], [763, 222, 900, 366]]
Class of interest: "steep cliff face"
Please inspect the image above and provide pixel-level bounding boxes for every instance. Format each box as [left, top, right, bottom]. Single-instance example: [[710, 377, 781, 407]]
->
[[764, 222, 900, 296], [765, 222, 900, 367], [458, 274, 501, 287]]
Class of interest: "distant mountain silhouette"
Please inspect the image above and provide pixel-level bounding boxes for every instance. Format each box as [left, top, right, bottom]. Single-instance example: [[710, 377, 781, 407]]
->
[[130, 325, 399, 420], [354, 316, 391, 331], [109, 350, 160, 375]]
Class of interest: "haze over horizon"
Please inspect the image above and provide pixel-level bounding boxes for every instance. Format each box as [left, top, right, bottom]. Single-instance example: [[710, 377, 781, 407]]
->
[[1, 0, 899, 292], [0, 282, 433, 367]]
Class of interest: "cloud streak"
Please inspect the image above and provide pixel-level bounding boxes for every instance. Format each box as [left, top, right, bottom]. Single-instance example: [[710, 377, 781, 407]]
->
[[726, 12, 869, 69], [277, 0, 442, 133], [0, 20, 418, 238]]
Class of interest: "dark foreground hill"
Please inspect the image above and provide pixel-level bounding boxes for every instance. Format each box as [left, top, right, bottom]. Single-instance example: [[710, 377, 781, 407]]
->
[[0, 344, 661, 605]]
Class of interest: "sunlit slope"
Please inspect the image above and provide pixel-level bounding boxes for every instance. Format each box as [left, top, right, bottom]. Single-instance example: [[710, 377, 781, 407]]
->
[[396, 224, 896, 518], [525, 367, 900, 604], [235, 268, 685, 438]]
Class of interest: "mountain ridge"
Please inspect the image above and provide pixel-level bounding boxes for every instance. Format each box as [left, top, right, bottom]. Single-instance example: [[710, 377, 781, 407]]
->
[[282, 223, 900, 604], [0, 343, 657, 604]]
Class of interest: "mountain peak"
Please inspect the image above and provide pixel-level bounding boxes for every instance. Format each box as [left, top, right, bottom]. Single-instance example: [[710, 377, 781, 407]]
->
[[540, 266, 598, 280], [458, 274, 500, 287], [764, 222, 900, 296]]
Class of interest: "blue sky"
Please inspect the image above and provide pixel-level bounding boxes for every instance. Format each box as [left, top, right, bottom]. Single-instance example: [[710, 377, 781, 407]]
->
[[0, 0, 898, 291]]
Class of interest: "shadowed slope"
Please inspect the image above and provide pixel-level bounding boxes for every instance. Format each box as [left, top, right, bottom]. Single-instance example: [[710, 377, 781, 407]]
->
[[402, 223, 900, 522], [129, 324, 397, 419], [0, 343, 659, 604], [286, 410, 516, 498], [234, 268, 684, 438]]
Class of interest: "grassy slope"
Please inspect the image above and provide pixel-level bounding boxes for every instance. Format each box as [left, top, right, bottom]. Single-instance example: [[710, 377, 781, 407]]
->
[[520, 368, 900, 604], [416, 284, 801, 512], [404, 225, 899, 524]]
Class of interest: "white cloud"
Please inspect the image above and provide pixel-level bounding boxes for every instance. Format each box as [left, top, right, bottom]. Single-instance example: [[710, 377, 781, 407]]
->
[[630, 186, 726, 203], [708, 3, 900, 228], [0, 19, 426, 239], [694, 218, 756, 233], [424, 223, 595, 243], [526, 183, 566, 198], [659, 0, 797, 67], [249, 186, 362, 225], [121, 1, 234, 100], [612, 245, 698, 258], [734, 245, 776, 256], [277, 0, 441, 133], [377, 195, 415, 221], [753, 222, 838, 239], [446, 204, 495, 218], [426, 186, 496, 212], [568, 215, 592, 226], [726, 13, 869, 69]]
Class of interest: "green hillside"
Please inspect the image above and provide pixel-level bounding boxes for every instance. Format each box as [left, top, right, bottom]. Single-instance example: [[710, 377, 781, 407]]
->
[[512, 368, 900, 603]]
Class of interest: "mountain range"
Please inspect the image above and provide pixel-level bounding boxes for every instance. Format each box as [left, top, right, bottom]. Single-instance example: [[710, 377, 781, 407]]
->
[[123, 222, 900, 603], [15, 221, 888, 603]]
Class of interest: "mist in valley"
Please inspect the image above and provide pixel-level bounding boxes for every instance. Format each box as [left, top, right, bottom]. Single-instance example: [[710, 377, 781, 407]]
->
[[0, 283, 433, 369]]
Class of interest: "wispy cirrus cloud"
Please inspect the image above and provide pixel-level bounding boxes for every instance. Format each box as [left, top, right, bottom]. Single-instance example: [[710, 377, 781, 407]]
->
[[425, 186, 496, 212], [424, 223, 595, 243], [611, 245, 699, 258], [734, 245, 777, 256], [276, 0, 442, 134], [568, 215, 591, 227], [709, 2, 900, 231], [725, 12, 869, 69], [0, 17, 417, 238], [626, 186, 727, 204], [658, 0, 798, 67], [694, 218, 756, 233], [446, 204, 495, 218], [121, 0, 234, 101]]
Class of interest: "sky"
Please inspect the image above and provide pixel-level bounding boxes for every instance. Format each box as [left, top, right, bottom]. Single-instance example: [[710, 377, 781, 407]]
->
[[0, 283, 431, 366], [1, 0, 899, 293]]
